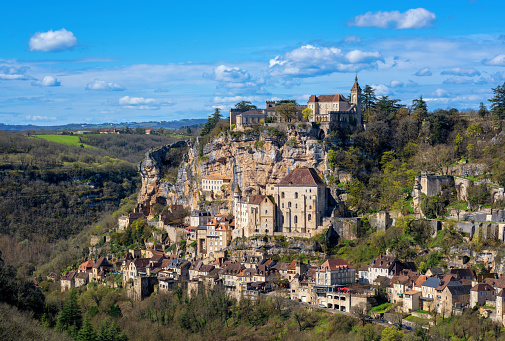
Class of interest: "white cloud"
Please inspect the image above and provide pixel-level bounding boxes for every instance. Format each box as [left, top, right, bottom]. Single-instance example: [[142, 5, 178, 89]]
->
[[432, 89, 450, 97], [349, 8, 436, 29], [29, 28, 78, 52], [86, 79, 125, 91], [213, 95, 262, 104], [415, 67, 432, 76], [119, 96, 156, 105], [0, 66, 32, 80], [269, 44, 383, 77], [440, 68, 480, 77], [32, 76, 61, 87], [343, 35, 361, 43], [390, 80, 404, 88], [25, 115, 56, 121], [117, 96, 172, 110], [207, 65, 250, 82], [483, 54, 505, 66], [443, 77, 474, 84], [372, 84, 389, 96]]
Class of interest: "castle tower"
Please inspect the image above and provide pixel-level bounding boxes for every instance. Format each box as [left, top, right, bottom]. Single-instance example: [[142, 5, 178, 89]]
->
[[497, 289, 505, 326], [350, 75, 362, 123]]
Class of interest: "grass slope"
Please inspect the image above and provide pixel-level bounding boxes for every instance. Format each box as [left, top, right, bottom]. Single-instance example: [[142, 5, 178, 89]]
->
[[32, 134, 92, 148]]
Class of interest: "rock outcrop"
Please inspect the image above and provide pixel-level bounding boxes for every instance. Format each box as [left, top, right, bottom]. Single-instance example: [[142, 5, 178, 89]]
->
[[138, 125, 333, 214]]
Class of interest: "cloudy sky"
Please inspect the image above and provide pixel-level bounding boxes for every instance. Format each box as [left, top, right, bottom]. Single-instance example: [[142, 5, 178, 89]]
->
[[1, 0, 505, 126]]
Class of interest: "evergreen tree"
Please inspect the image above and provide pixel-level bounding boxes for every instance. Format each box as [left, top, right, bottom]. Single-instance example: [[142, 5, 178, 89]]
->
[[98, 319, 128, 341], [56, 290, 82, 333], [362, 85, 377, 110], [412, 96, 428, 122], [77, 315, 97, 341], [478, 102, 488, 118], [200, 108, 222, 136], [234, 101, 257, 110], [489, 82, 505, 119]]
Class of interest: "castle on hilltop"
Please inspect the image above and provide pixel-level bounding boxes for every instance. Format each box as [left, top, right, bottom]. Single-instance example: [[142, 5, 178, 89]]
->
[[229, 76, 362, 131]]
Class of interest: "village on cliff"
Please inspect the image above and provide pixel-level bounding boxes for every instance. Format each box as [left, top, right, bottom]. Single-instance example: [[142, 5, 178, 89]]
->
[[56, 77, 505, 330]]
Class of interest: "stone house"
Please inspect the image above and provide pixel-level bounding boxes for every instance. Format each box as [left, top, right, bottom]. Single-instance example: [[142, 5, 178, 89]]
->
[[61, 271, 77, 292], [233, 191, 276, 237], [78, 259, 94, 273], [290, 267, 317, 304], [90, 257, 112, 283], [189, 210, 211, 228], [315, 259, 355, 287], [75, 272, 89, 288], [123, 258, 150, 284], [201, 174, 231, 193], [363, 255, 398, 284], [470, 283, 495, 307], [287, 260, 309, 282], [403, 290, 422, 313], [438, 284, 472, 313]]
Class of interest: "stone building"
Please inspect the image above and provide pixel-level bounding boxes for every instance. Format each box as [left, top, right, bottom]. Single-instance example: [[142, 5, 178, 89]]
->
[[315, 259, 355, 287], [274, 168, 327, 235], [201, 174, 231, 192], [307, 76, 362, 124], [233, 191, 276, 237]]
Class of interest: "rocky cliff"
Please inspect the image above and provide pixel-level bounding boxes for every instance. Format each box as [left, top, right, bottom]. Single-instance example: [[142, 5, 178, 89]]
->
[[138, 125, 335, 214]]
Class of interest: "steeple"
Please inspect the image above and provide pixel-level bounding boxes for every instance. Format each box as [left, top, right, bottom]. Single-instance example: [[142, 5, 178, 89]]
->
[[351, 74, 361, 92], [350, 75, 362, 123]]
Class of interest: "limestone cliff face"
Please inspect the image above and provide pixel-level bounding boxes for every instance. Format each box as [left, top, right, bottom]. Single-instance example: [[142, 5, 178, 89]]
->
[[138, 126, 331, 213], [137, 140, 188, 214]]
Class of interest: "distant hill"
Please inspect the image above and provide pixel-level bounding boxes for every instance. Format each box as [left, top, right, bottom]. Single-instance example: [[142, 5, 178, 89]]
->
[[0, 118, 207, 131]]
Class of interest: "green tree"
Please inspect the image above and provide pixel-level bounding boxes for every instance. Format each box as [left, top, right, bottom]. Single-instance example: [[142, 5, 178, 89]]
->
[[302, 107, 313, 121], [478, 102, 488, 118], [381, 326, 404, 341], [234, 101, 257, 110], [362, 85, 377, 112], [412, 96, 428, 122], [275, 102, 298, 122], [489, 82, 505, 119], [466, 123, 482, 139], [56, 290, 82, 334], [454, 133, 463, 154], [98, 319, 128, 341], [200, 108, 222, 136], [77, 315, 97, 341]]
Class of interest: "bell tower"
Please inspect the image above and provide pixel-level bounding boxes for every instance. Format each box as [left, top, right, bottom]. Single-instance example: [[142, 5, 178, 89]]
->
[[350, 75, 362, 124]]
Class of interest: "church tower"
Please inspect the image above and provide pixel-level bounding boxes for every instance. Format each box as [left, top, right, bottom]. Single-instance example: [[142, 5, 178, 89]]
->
[[350, 75, 362, 124]]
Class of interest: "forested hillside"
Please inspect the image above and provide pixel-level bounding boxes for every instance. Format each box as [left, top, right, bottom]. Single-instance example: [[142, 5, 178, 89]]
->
[[0, 132, 184, 272]]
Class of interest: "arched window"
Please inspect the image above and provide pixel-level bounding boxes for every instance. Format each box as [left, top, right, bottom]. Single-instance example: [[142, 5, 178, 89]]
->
[[308, 214, 312, 221], [294, 216, 298, 224], [288, 202, 291, 208], [295, 204, 298, 209], [295, 192, 298, 199], [281, 192, 285, 199]]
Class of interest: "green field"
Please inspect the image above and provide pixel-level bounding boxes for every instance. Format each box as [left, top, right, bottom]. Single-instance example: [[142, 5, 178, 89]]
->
[[32, 134, 93, 148]]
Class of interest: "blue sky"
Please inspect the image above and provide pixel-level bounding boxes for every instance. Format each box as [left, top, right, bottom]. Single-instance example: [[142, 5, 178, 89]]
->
[[1, 0, 505, 125]]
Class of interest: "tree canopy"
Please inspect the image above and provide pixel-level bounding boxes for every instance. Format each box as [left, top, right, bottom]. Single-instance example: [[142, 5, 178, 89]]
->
[[234, 101, 257, 111], [489, 82, 505, 119]]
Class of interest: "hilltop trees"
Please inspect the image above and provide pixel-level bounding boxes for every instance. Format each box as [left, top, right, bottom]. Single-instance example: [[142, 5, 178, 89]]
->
[[200, 109, 222, 136], [275, 102, 298, 122], [234, 101, 257, 110], [489, 82, 505, 119]]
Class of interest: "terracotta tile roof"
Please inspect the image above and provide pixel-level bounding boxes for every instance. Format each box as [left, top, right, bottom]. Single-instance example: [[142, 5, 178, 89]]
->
[[471, 283, 494, 292], [202, 174, 231, 181], [308, 94, 348, 103], [319, 259, 354, 271], [62, 271, 77, 281], [93, 257, 111, 269], [370, 255, 397, 269], [277, 168, 326, 187], [248, 195, 267, 205], [78, 259, 94, 271], [414, 275, 428, 288]]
